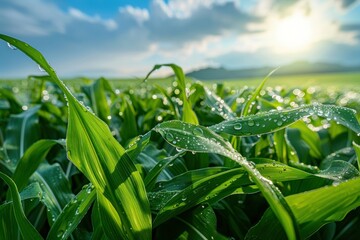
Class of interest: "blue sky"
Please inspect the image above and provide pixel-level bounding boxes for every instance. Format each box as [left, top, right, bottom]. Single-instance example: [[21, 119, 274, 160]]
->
[[0, 0, 360, 78]]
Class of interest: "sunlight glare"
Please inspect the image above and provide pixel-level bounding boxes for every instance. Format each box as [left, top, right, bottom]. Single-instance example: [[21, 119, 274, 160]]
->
[[273, 13, 313, 52]]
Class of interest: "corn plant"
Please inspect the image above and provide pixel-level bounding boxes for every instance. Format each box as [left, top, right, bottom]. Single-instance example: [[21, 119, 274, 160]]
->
[[1, 34, 360, 239]]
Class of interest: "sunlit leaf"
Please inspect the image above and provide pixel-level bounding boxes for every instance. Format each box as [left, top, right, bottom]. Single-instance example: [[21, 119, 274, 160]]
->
[[211, 104, 360, 136], [145, 64, 199, 124]]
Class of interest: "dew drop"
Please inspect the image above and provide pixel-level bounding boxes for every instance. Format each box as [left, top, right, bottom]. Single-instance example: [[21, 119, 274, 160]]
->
[[248, 120, 255, 127], [234, 123, 242, 130], [165, 133, 174, 142], [86, 186, 93, 194], [7, 42, 17, 50], [276, 121, 283, 126], [193, 127, 203, 136], [249, 161, 256, 168], [38, 65, 45, 72], [57, 230, 64, 238]]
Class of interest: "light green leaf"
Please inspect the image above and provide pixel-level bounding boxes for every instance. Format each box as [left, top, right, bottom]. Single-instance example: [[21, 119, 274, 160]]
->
[[241, 68, 278, 116], [145, 64, 199, 124], [81, 77, 114, 124], [211, 104, 360, 136]]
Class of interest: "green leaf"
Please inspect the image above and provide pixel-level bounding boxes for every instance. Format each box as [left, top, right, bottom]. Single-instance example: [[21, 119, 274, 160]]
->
[[145, 64, 199, 124], [0, 182, 43, 239], [152, 168, 256, 227], [0, 34, 152, 240], [0, 172, 43, 240], [215, 197, 251, 239], [320, 147, 356, 169], [210, 104, 360, 136], [353, 141, 360, 170], [290, 122, 322, 159], [4, 106, 41, 164], [154, 84, 180, 119], [153, 167, 229, 192], [203, 86, 236, 120], [47, 184, 96, 240], [241, 68, 278, 116], [155, 204, 228, 240], [316, 160, 360, 181], [252, 158, 316, 182], [81, 77, 114, 124], [153, 120, 300, 239], [274, 129, 287, 163], [119, 96, 139, 144], [13, 139, 60, 191], [32, 163, 74, 225], [0, 88, 22, 114], [247, 176, 360, 239], [144, 151, 185, 191]]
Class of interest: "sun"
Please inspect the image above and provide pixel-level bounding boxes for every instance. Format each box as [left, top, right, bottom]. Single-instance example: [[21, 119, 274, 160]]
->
[[272, 13, 314, 53]]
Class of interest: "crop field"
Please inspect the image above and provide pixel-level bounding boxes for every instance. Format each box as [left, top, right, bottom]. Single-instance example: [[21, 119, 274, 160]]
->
[[1, 34, 360, 240]]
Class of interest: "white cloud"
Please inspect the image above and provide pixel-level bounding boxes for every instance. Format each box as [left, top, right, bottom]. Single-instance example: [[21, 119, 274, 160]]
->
[[152, 0, 242, 19], [119, 6, 150, 24], [0, 0, 68, 36], [1, 0, 359, 78], [68, 8, 117, 30]]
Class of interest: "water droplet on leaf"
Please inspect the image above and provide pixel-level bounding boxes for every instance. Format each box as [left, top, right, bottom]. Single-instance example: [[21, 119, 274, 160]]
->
[[234, 123, 242, 130], [248, 120, 255, 127], [38, 65, 45, 72], [193, 127, 203, 136], [57, 230, 64, 238], [7, 42, 17, 50], [165, 133, 174, 142]]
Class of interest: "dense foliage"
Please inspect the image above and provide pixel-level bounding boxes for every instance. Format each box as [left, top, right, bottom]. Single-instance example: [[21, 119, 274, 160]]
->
[[1, 34, 360, 240]]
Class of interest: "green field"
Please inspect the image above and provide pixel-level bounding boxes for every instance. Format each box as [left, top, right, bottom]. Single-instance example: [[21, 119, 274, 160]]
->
[[220, 71, 360, 89], [1, 71, 359, 92], [1, 35, 360, 240]]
